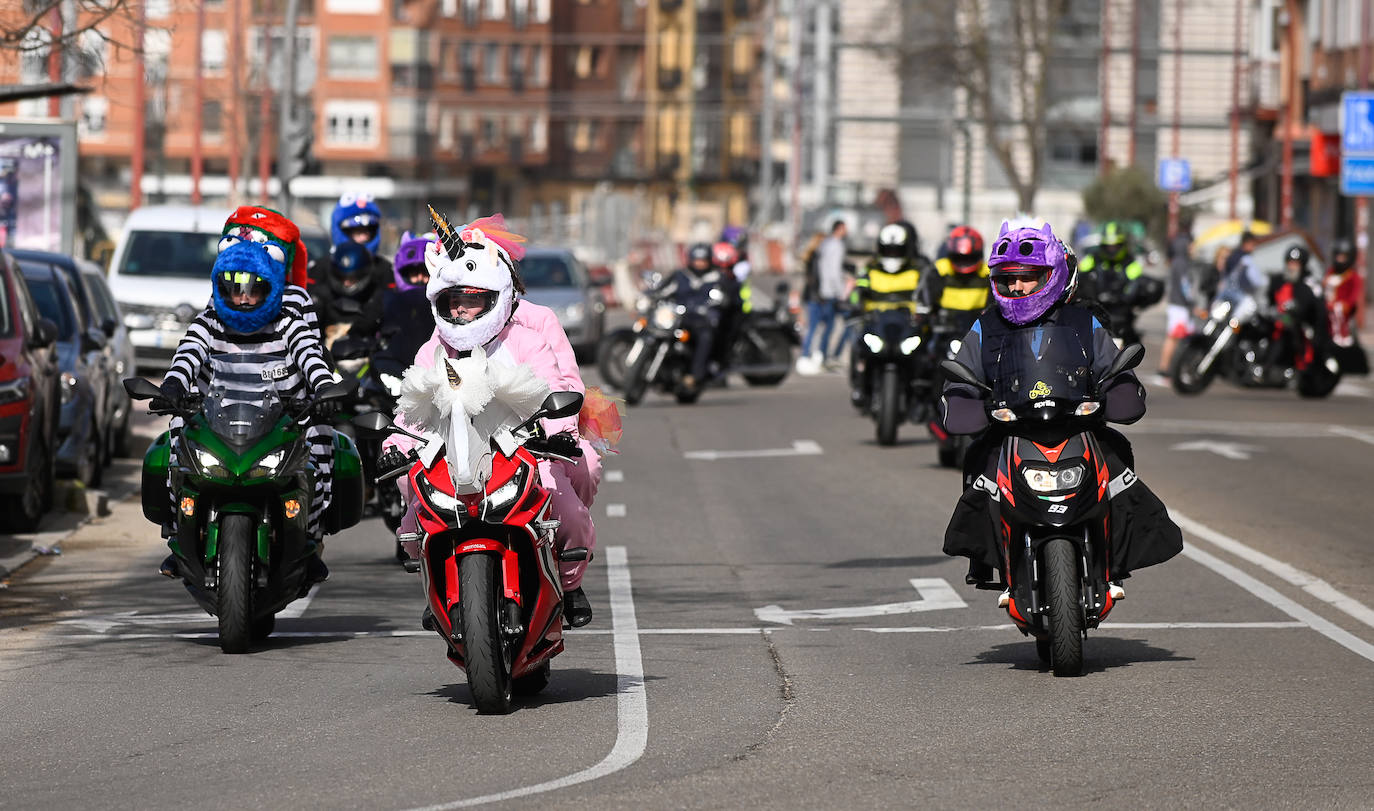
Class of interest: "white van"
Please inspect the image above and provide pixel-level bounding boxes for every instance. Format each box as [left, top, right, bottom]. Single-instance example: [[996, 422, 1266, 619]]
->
[[106, 205, 231, 369]]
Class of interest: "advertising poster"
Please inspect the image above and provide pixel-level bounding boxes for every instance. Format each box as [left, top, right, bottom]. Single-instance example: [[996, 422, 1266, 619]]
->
[[0, 135, 63, 253]]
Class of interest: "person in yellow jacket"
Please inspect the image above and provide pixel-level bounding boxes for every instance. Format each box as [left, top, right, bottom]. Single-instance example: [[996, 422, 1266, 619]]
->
[[1077, 220, 1144, 302], [925, 225, 991, 333], [848, 220, 930, 407]]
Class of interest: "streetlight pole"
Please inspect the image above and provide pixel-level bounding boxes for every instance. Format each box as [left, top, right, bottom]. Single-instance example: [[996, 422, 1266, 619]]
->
[[757, 0, 777, 230], [277, 0, 301, 213], [1167, 0, 1182, 240]]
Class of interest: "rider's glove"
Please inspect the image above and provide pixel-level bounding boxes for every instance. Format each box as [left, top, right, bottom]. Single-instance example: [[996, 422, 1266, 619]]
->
[[158, 378, 193, 409], [310, 398, 341, 420]]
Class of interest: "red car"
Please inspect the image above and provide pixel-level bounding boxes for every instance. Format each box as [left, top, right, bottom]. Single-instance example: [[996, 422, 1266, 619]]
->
[[0, 251, 61, 531]]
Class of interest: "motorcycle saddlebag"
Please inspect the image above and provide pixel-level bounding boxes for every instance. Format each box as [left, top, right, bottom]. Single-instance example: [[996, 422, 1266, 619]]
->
[[323, 429, 365, 533], [141, 431, 173, 525]]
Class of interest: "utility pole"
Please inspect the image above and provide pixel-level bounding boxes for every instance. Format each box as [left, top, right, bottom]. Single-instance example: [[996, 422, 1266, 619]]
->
[[192, 0, 206, 205], [786, 0, 805, 257], [46, 7, 61, 118], [256, 19, 273, 204], [757, 0, 777, 229], [1280, 0, 1297, 228], [1229, 0, 1243, 220], [1358, 0, 1371, 327], [1098, 0, 1111, 175], [228, 0, 242, 202], [811, 0, 832, 198], [132, 0, 146, 209], [1126, 0, 1140, 166], [277, 0, 301, 213], [1167, 0, 1182, 240]]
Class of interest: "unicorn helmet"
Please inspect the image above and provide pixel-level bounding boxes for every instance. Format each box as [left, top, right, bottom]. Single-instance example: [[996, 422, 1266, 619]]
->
[[987, 220, 1077, 325], [393, 230, 437, 291], [424, 206, 527, 352]]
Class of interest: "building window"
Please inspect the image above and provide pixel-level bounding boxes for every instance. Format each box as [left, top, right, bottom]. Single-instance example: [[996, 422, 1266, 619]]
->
[[77, 30, 107, 79], [528, 44, 546, 87], [530, 113, 547, 152], [79, 96, 108, 137], [202, 30, 227, 73], [574, 46, 603, 79], [484, 42, 503, 83], [462, 0, 479, 25], [327, 35, 378, 78], [481, 115, 501, 148], [203, 99, 223, 135], [509, 43, 525, 90], [485, 0, 506, 18], [534, 0, 550, 23], [324, 100, 380, 146], [146, 0, 171, 18]]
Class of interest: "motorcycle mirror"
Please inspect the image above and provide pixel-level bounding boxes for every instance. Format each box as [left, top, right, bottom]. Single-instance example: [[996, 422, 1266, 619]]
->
[[351, 411, 395, 433], [317, 376, 359, 402], [1101, 343, 1145, 383], [123, 377, 162, 400], [540, 391, 585, 419], [940, 360, 993, 395], [560, 547, 591, 563]]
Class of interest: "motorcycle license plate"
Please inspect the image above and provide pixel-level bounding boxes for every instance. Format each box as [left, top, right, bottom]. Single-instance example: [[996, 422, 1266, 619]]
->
[[625, 338, 646, 366]]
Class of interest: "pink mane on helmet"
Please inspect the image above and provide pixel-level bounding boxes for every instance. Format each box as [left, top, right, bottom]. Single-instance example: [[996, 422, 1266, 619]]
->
[[460, 213, 526, 262]]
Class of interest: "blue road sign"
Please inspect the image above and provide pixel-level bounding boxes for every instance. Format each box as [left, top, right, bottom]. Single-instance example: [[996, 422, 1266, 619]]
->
[[1341, 91, 1374, 154], [1340, 154, 1374, 196], [1157, 158, 1191, 192]]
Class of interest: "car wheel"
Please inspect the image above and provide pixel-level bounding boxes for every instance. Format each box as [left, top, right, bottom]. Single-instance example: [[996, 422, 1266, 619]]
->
[[1, 437, 49, 532]]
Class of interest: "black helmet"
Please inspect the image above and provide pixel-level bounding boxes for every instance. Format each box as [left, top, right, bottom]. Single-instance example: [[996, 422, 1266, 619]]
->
[[687, 242, 712, 272], [1284, 244, 1312, 277], [876, 221, 918, 262], [1332, 237, 1355, 271]]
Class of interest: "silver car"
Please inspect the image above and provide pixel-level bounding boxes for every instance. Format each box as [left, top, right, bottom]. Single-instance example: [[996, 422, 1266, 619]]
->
[[519, 248, 607, 356]]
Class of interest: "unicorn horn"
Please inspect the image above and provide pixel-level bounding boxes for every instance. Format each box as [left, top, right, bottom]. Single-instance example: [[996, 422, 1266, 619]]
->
[[428, 204, 465, 261]]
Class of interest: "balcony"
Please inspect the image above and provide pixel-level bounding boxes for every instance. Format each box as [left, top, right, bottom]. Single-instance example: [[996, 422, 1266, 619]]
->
[[392, 63, 436, 91], [461, 67, 477, 92], [658, 68, 682, 91], [511, 71, 525, 94], [655, 153, 681, 178]]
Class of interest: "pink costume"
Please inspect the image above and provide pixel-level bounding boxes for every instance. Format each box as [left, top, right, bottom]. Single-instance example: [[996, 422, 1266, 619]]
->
[[385, 319, 600, 590]]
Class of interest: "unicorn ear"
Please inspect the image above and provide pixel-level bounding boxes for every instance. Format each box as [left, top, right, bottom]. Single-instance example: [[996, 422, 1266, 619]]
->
[[998, 220, 1011, 237], [1040, 222, 1054, 236]]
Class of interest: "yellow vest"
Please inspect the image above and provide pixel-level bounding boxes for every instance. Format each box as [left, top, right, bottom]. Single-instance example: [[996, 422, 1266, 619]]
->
[[934, 257, 991, 312], [856, 261, 921, 312]]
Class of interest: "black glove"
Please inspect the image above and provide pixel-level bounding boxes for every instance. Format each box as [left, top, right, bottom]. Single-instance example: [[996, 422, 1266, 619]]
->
[[159, 378, 186, 403], [310, 398, 341, 420]]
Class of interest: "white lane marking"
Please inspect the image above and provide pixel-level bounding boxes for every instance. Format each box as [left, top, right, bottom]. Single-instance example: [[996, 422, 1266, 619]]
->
[[606, 503, 627, 518], [1328, 424, 1374, 447], [755, 577, 966, 625], [56, 621, 1309, 642], [683, 440, 823, 461], [1334, 380, 1372, 397], [1172, 509, 1374, 630], [409, 545, 646, 810], [1126, 418, 1361, 438], [1180, 543, 1374, 664], [1169, 440, 1262, 460], [605, 470, 625, 483], [278, 584, 320, 619]]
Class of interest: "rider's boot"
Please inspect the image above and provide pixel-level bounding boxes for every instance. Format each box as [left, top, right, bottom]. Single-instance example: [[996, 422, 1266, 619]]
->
[[305, 539, 330, 585], [965, 559, 995, 587], [564, 587, 593, 627], [159, 555, 179, 578]]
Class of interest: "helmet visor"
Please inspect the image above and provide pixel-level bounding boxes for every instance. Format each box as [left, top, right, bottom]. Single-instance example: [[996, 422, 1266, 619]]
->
[[435, 287, 498, 325], [877, 241, 907, 259], [216, 271, 273, 311], [992, 264, 1050, 298]]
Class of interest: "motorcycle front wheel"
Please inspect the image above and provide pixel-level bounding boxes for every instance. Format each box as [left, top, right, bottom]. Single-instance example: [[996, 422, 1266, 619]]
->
[[459, 554, 514, 714], [876, 366, 900, 446], [1043, 538, 1086, 677], [1296, 367, 1341, 399], [1170, 337, 1218, 395], [741, 329, 792, 387], [596, 330, 635, 391], [217, 513, 255, 654], [622, 342, 654, 406]]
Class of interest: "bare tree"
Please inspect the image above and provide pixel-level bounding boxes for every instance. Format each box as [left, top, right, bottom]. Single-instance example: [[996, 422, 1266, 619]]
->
[[866, 0, 1075, 213], [1, 0, 137, 57]]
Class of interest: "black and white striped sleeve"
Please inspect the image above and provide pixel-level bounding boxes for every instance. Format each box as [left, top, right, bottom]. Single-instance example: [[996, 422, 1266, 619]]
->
[[284, 313, 334, 393], [164, 311, 214, 391]]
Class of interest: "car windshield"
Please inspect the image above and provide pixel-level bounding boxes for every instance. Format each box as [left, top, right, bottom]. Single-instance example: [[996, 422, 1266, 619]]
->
[[22, 273, 75, 339], [989, 325, 1094, 410], [201, 353, 291, 446], [119, 230, 222, 279], [520, 254, 577, 289]]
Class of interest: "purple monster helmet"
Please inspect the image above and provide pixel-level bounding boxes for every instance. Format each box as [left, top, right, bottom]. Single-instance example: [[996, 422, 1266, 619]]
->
[[987, 221, 1077, 325], [393, 231, 437, 291]]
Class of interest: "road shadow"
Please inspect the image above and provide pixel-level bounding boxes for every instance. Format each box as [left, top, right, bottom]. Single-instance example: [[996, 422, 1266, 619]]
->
[[856, 435, 932, 449], [428, 667, 663, 713], [825, 555, 950, 569], [965, 637, 1193, 673]]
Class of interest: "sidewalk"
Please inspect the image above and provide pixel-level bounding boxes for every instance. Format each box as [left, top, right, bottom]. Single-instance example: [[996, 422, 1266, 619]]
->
[[0, 462, 138, 583]]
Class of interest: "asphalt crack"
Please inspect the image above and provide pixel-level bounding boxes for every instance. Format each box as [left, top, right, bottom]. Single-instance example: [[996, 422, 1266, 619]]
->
[[734, 629, 795, 760]]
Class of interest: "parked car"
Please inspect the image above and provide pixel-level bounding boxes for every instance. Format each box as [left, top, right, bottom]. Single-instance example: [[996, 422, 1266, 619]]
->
[[11, 249, 125, 466], [520, 247, 607, 357], [80, 266, 137, 457], [105, 205, 229, 369], [0, 252, 60, 531], [19, 259, 109, 486]]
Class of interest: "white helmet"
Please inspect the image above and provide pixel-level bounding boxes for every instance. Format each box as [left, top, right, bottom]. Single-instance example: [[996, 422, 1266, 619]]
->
[[425, 207, 522, 352]]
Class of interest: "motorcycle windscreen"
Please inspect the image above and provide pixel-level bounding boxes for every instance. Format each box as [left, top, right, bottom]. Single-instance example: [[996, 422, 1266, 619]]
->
[[202, 353, 291, 447], [987, 325, 1094, 414]]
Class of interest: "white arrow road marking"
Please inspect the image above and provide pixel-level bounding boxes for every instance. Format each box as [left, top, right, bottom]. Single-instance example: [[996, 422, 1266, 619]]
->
[[58, 585, 321, 633], [683, 440, 823, 461], [605, 470, 625, 482], [1170, 439, 1262, 460], [754, 577, 967, 625]]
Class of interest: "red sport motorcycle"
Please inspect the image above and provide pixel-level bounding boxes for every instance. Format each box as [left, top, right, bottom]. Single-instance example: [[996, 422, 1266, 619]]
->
[[355, 390, 587, 713], [943, 335, 1144, 677]]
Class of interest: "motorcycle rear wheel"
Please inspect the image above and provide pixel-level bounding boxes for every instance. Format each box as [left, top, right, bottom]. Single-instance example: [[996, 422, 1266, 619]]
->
[[1296, 368, 1341, 399], [876, 366, 900, 446], [217, 514, 255, 655], [741, 330, 792, 387], [459, 554, 514, 714], [596, 330, 635, 391], [1043, 538, 1086, 677], [1170, 338, 1217, 395]]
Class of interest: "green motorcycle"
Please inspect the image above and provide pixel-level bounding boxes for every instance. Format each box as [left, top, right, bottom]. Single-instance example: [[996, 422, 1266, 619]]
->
[[125, 364, 363, 653]]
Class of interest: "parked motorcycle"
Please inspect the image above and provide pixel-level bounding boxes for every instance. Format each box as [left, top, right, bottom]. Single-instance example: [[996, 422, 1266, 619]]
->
[[851, 309, 929, 445], [1171, 295, 1341, 398], [354, 391, 587, 714], [126, 368, 363, 653], [943, 338, 1145, 677]]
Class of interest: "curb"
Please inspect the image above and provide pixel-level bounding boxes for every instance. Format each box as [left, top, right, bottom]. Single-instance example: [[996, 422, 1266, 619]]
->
[[0, 483, 113, 583]]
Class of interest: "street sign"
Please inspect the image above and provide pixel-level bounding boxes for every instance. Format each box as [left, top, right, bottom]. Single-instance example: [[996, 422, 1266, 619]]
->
[[1341, 91, 1374, 154], [1158, 157, 1191, 192], [1340, 154, 1374, 196]]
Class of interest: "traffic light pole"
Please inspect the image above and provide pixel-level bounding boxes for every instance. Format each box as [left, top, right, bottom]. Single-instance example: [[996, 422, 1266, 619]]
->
[[277, 0, 301, 214]]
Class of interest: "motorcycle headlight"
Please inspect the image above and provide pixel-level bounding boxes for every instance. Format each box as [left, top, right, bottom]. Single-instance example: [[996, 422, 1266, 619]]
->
[[1209, 300, 1232, 320], [899, 335, 923, 355], [862, 333, 884, 353], [562, 302, 586, 324], [420, 477, 459, 514], [484, 467, 529, 519], [248, 449, 286, 478], [652, 303, 678, 330], [1021, 464, 1085, 493], [1074, 401, 1101, 416], [194, 447, 230, 478]]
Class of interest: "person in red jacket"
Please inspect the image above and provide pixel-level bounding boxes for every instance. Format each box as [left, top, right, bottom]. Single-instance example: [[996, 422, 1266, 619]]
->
[[1325, 238, 1368, 374]]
